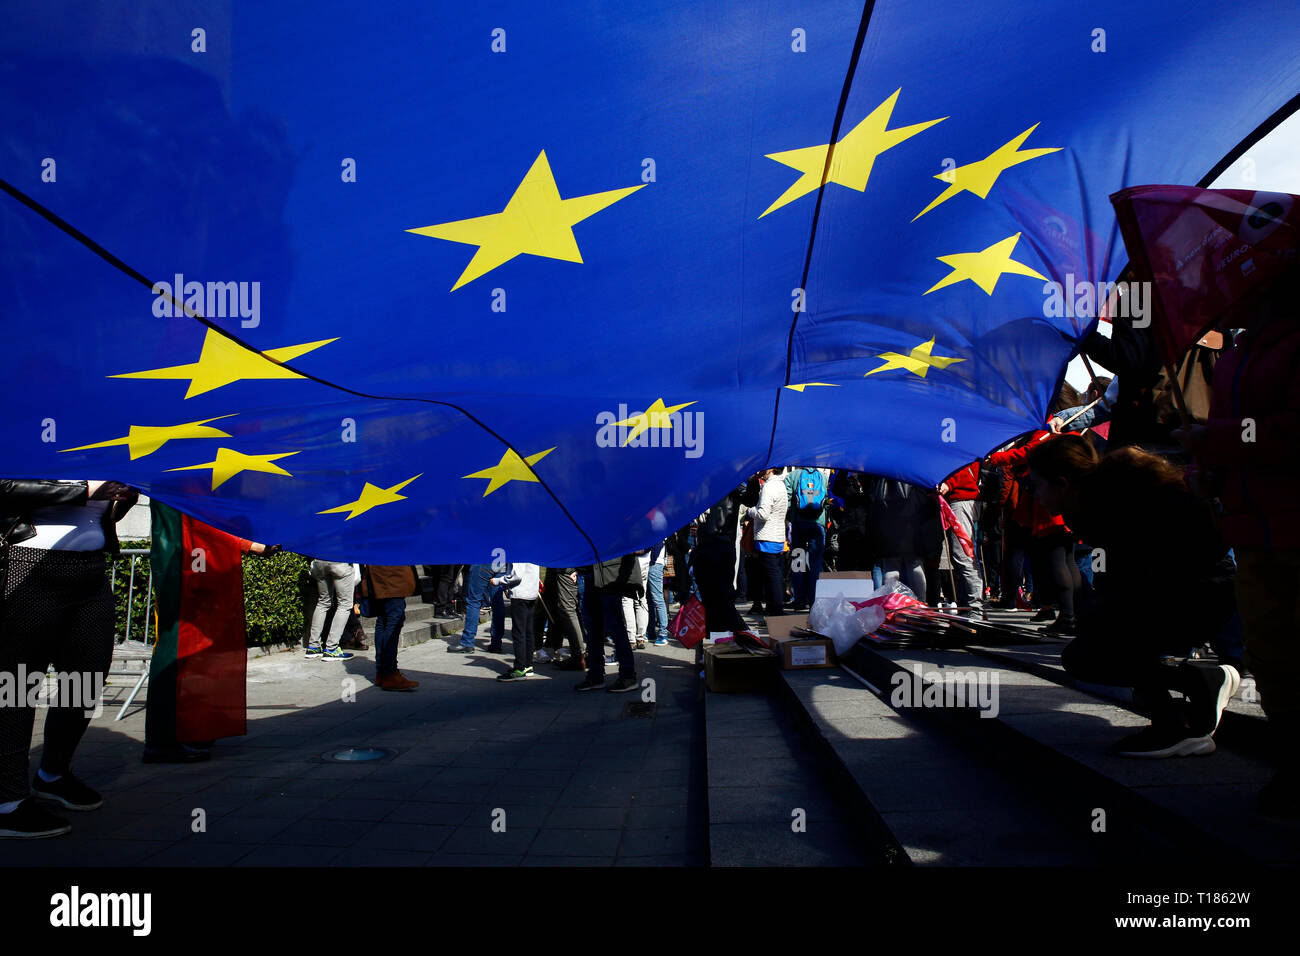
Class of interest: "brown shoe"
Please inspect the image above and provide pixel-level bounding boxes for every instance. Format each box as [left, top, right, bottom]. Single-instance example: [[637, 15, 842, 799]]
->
[[376, 671, 419, 691]]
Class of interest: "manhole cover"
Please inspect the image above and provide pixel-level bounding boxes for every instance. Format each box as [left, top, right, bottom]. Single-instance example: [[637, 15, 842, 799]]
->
[[620, 701, 656, 719], [323, 747, 396, 763]]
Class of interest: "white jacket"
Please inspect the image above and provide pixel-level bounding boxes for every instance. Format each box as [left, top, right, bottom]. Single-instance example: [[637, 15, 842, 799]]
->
[[748, 474, 788, 544], [497, 563, 540, 601]]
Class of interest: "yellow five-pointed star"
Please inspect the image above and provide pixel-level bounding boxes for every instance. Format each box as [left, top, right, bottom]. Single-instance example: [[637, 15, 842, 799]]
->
[[614, 398, 696, 445], [111, 327, 337, 399], [167, 447, 299, 491], [318, 475, 422, 520], [912, 124, 1061, 221], [924, 232, 1046, 296], [759, 89, 946, 218], [784, 383, 839, 392], [60, 415, 237, 460], [408, 150, 645, 291], [865, 337, 965, 378], [463, 447, 555, 497]]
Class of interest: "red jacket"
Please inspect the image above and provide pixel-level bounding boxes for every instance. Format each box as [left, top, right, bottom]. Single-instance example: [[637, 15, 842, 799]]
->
[[942, 461, 981, 502], [986, 431, 1071, 537], [1199, 316, 1300, 550]]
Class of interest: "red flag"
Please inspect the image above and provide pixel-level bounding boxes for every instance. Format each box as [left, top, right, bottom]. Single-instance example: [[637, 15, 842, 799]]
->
[[936, 494, 975, 560], [1111, 185, 1298, 363], [175, 515, 248, 741]]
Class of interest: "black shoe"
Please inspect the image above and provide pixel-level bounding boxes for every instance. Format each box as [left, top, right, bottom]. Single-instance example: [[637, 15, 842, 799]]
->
[[1110, 724, 1215, 758], [1180, 662, 1241, 736], [142, 744, 212, 765], [487, 644, 506, 654], [607, 676, 640, 693], [747, 605, 764, 616], [0, 799, 71, 839], [446, 643, 473, 653], [575, 675, 605, 691], [1041, 614, 1075, 636], [1031, 606, 1056, 623], [30, 772, 102, 811], [1257, 766, 1300, 820], [554, 656, 585, 671]]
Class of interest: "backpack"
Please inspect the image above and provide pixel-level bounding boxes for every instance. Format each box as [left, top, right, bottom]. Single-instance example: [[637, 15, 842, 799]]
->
[[794, 467, 827, 518]]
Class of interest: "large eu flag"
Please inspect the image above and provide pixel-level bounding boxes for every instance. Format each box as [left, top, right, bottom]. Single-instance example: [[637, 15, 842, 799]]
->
[[2, 1, 1298, 564]]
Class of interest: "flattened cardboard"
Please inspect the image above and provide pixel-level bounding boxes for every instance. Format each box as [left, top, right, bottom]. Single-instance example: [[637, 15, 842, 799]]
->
[[815, 571, 874, 600]]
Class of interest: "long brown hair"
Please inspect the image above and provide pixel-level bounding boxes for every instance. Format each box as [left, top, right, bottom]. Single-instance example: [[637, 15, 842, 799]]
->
[[1031, 436, 1189, 507], [1026, 433, 1098, 484]]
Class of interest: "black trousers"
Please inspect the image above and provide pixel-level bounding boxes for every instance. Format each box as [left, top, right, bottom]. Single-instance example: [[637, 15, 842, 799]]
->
[[510, 598, 535, 671], [432, 565, 458, 606], [691, 539, 747, 633], [0, 547, 113, 803], [1032, 531, 1080, 617], [584, 586, 634, 680], [757, 550, 785, 617]]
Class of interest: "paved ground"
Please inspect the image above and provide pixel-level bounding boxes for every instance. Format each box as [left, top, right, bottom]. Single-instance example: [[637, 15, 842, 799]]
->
[[12, 627, 708, 866]]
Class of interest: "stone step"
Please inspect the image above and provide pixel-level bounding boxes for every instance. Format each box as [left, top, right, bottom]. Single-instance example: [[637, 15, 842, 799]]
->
[[775, 665, 1167, 865], [704, 671, 898, 866], [735, 602, 1296, 865], [837, 638, 1300, 864]]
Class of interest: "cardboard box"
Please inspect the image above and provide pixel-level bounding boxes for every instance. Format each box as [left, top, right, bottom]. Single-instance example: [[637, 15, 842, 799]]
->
[[763, 613, 837, 670], [815, 571, 874, 600], [704, 643, 778, 693]]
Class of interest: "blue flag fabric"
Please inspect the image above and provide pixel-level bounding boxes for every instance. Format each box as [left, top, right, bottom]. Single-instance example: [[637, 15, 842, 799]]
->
[[2, 1, 1299, 564]]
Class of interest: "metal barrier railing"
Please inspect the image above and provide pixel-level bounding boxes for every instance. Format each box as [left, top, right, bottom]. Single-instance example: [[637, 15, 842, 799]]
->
[[111, 548, 153, 644]]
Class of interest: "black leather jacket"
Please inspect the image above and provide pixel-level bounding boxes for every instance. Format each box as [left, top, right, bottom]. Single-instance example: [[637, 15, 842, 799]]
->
[[0, 479, 134, 553]]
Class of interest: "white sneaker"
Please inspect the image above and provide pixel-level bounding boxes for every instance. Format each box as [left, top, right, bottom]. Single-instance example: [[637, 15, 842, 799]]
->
[[534, 648, 553, 663]]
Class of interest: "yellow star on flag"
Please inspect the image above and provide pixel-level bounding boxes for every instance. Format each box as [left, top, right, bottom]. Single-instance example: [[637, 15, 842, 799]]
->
[[614, 398, 696, 445], [318, 475, 422, 519], [60, 414, 237, 460], [463, 447, 555, 497], [924, 232, 1046, 296], [408, 150, 645, 291], [759, 89, 946, 218], [167, 447, 299, 491], [111, 327, 336, 399], [912, 124, 1061, 221], [784, 383, 839, 393], [865, 337, 965, 378]]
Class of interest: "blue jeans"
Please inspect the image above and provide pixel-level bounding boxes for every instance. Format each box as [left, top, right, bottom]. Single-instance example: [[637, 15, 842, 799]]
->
[[790, 520, 825, 606], [1075, 548, 1095, 588], [459, 564, 504, 649], [647, 564, 669, 640], [373, 596, 406, 676]]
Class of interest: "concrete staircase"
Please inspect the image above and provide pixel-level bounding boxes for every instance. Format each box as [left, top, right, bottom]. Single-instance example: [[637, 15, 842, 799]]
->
[[703, 604, 1297, 866]]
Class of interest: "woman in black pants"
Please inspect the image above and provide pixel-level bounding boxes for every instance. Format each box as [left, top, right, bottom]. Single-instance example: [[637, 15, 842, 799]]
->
[[0, 479, 138, 839]]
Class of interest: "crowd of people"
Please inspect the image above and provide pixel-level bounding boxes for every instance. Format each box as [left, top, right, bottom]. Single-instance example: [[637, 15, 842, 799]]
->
[[2, 269, 1296, 839]]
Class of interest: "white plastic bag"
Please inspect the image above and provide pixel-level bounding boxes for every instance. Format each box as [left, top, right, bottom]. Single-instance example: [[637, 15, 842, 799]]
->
[[808, 592, 870, 657]]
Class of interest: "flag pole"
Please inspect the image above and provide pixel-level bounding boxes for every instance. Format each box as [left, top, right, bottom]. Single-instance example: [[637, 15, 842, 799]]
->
[[1058, 398, 1101, 429]]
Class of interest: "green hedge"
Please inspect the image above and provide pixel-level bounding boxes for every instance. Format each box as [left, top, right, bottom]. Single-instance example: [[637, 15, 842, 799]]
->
[[109, 540, 311, 648], [242, 551, 311, 647]]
